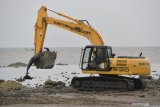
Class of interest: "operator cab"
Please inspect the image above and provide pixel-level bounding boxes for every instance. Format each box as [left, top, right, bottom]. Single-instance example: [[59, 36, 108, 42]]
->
[[81, 45, 114, 71]]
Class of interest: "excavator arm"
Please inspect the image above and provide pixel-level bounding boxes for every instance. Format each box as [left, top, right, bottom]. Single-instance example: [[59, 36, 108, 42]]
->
[[24, 6, 104, 79], [35, 6, 104, 54]]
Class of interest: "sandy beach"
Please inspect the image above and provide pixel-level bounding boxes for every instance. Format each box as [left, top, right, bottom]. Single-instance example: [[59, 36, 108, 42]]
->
[[0, 78, 160, 107]]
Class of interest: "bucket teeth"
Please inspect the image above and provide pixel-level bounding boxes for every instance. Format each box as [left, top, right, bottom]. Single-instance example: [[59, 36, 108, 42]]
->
[[26, 54, 40, 72]]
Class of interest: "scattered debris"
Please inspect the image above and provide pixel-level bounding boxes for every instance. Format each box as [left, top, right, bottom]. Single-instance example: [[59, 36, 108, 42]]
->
[[7, 62, 27, 68], [15, 77, 25, 82], [56, 63, 68, 66], [152, 71, 157, 72], [71, 72, 79, 74], [0, 65, 6, 68], [44, 79, 65, 88], [139, 94, 145, 98], [44, 79, 58, 86], [57, 81, 65, 86], [139, 76, 152, 79]]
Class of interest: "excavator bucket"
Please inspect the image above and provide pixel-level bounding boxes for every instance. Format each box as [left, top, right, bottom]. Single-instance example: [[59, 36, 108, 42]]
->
[[34, 51, 57, 69], [24, 50, 57, 80]]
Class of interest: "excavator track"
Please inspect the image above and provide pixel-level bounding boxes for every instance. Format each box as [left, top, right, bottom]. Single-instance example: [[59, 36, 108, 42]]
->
[[71, 76, 146, 91]]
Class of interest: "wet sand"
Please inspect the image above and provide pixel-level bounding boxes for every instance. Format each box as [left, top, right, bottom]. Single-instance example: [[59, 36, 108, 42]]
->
[[0, 79, 160, 107]]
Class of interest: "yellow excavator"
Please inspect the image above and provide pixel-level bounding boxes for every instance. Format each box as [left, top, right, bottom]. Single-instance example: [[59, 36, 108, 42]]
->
[[24, 6, 151, 90]]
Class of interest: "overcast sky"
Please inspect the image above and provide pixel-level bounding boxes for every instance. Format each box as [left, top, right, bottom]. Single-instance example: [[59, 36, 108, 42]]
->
[[0, 0, 160, 47]]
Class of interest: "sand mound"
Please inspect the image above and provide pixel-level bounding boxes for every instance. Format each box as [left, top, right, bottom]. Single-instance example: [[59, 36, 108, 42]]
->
[[7, 62, 27, 68], [0, 80, 24, 92]]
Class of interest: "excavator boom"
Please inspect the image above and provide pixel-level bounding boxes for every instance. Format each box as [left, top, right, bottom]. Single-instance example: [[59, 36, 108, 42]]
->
[[34, 6, 104, 54]]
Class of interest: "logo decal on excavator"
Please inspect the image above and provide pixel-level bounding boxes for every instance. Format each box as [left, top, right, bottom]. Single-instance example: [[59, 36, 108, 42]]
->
[[112, 67, 129, 72], [139, 62, 150, 66], [53, 21, 91, 35]]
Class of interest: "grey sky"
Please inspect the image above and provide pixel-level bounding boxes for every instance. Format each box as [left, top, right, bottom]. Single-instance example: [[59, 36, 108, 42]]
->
[[0, 0, 160, 47]]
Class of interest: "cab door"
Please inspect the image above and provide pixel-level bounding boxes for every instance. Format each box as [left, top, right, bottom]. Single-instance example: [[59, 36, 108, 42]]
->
[[81, 47, 92, 70], [81, 46, 111, 71]]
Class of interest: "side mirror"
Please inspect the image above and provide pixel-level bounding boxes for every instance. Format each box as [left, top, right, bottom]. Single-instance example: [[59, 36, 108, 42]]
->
[[111, 53, 116, 58]]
